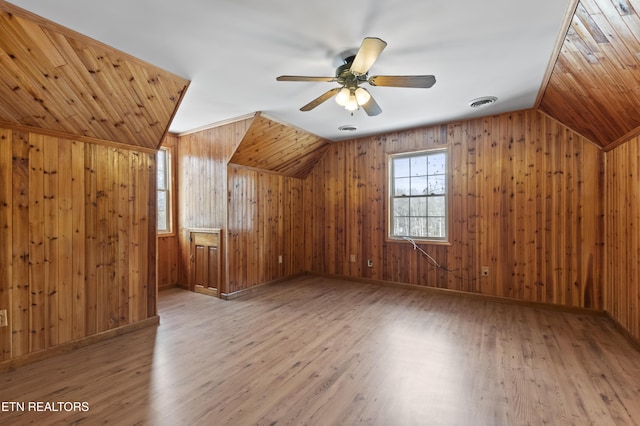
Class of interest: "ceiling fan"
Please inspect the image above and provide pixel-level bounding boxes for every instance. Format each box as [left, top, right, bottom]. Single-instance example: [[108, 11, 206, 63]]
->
[[276, 37, 436, 116]]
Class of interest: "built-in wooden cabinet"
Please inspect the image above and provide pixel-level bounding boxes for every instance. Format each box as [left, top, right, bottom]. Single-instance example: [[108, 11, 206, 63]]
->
[[189, 228, 221, 297]]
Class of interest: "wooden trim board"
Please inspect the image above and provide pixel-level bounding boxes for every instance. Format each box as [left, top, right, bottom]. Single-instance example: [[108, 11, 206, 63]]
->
[[0, 316, 159, 372]]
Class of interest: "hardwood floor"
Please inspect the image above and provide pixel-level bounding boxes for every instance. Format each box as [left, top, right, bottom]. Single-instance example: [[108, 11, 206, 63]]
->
[[1, 275, 639, 425]]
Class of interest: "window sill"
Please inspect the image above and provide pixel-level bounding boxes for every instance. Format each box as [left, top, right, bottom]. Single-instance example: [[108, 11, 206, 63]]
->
[[387, 237, 452, 246]]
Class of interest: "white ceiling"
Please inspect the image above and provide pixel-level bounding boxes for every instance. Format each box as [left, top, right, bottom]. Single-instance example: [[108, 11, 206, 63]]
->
[[9, 0, 572, 141]]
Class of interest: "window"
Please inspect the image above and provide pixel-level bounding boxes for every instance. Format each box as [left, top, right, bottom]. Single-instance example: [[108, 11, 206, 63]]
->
[[157, 147, 172, 233], [389, 149, 448, 242]]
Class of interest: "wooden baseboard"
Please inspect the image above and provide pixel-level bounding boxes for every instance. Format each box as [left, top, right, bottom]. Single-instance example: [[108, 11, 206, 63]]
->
[[604, 312, 640, 352], [307, 271, 606, 317], [221, 273, 305, 300], [0, 316, 159, 372], [194, 286, 218, 297], [159, 283, 178, 291]]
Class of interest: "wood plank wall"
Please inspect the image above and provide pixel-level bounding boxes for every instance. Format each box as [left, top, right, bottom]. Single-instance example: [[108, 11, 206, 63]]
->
[[227, 166, 305, 293], [157, 134, 179, 290], [0, 125, 157, 363], [304, 110, 604, 309], [605, 138, 640, 341], [175, 120, 252, 292]]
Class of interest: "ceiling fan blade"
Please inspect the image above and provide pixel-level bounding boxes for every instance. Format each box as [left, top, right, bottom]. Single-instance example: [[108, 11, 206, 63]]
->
[[350, 37, 387, 76], [277, 76, 336, 82], [368, 75, 436, 88], [361, 91, 382, 116], [300, 87, 342, 111]]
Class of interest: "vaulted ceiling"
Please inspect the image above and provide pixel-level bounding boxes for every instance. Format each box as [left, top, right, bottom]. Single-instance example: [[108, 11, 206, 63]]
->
[[6, 0, 571, 142], [0, 2, 188, 150], [3, 0, 640, 152], [539, 0, 640, 150], [229, 113, 330, 179]]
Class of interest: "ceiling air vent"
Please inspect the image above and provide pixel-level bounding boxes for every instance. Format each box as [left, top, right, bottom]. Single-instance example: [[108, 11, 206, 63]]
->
[[469, 96, 498, 108], [338, 125, 358, 132]]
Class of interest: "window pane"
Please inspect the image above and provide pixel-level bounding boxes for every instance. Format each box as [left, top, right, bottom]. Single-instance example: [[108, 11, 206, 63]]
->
[[395, 177, 411, 196], [427, 196, 446, 216], [394, 198, 410, 217], [157, 148, 165, 167], [410, 217, 427, 237], [394, 217, 409, 236], [394, 158, 410, 178], [427, 175, 445, 195], [157, 191, 168, 232], [157, 150, 166, 190], [410, 197, 427, 216], [428, 152, 446, 175], [410, 155, 427, 176], [428, 217, 446, 238], [410, 176, 428, 195]]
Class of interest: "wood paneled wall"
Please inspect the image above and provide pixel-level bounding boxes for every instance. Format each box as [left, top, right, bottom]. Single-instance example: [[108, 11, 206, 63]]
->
[[174, 119, 307, 296], [227, 166, 305, 294], [304, 110, 604, 309], [0, 126, 156, 363], [605, 139, 640, 341], [157, 236, 179, 290], [175, 120, 252, 291]]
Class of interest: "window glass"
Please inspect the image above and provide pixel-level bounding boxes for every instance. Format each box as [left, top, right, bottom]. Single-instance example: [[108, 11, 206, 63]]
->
[[389, 149, 448, 242], [157, 147, 171, 233], [394, 157, 411, 178]]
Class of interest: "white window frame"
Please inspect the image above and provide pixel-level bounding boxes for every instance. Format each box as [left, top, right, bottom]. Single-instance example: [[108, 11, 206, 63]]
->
[[157, 147, 172, 234], [388, 148, 449, 243]]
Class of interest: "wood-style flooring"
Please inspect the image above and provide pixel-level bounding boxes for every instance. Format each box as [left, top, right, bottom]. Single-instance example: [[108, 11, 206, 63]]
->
[[1, 275, 639, 425]]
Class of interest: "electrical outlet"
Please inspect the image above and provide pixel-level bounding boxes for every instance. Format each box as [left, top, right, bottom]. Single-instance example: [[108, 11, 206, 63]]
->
[[0, 309, 7, 327], [278, 255, 283, 264], [350, 254, 356, 263], [481, 266, 489, 276], [367, 259, 373, 268]]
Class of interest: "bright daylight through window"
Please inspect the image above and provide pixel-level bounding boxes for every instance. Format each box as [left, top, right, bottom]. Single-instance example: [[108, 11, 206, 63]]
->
[[389, 149, 448, 242], [157, 147, 171, 233]]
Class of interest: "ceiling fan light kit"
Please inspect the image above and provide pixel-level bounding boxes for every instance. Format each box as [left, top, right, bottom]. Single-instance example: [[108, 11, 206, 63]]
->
[[277, 37, 436, 116], [335, 88, 350, 106], [335, 87, 371, 111], [355, 87, 371, 105]]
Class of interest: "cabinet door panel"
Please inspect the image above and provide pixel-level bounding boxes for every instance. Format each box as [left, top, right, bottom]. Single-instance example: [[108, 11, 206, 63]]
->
[[190, 230, 221, 297], [194, 245, 210, 288]]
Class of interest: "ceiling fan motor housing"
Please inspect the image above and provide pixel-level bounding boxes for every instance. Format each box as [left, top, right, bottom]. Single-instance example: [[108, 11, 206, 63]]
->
[[336, 57, 367, 89]]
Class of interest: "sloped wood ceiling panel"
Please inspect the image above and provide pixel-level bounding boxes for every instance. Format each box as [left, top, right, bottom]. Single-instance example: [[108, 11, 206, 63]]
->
[[0, 3, 189, 150], [540, 0, 640, 149], [229, 113, 330, 179]]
